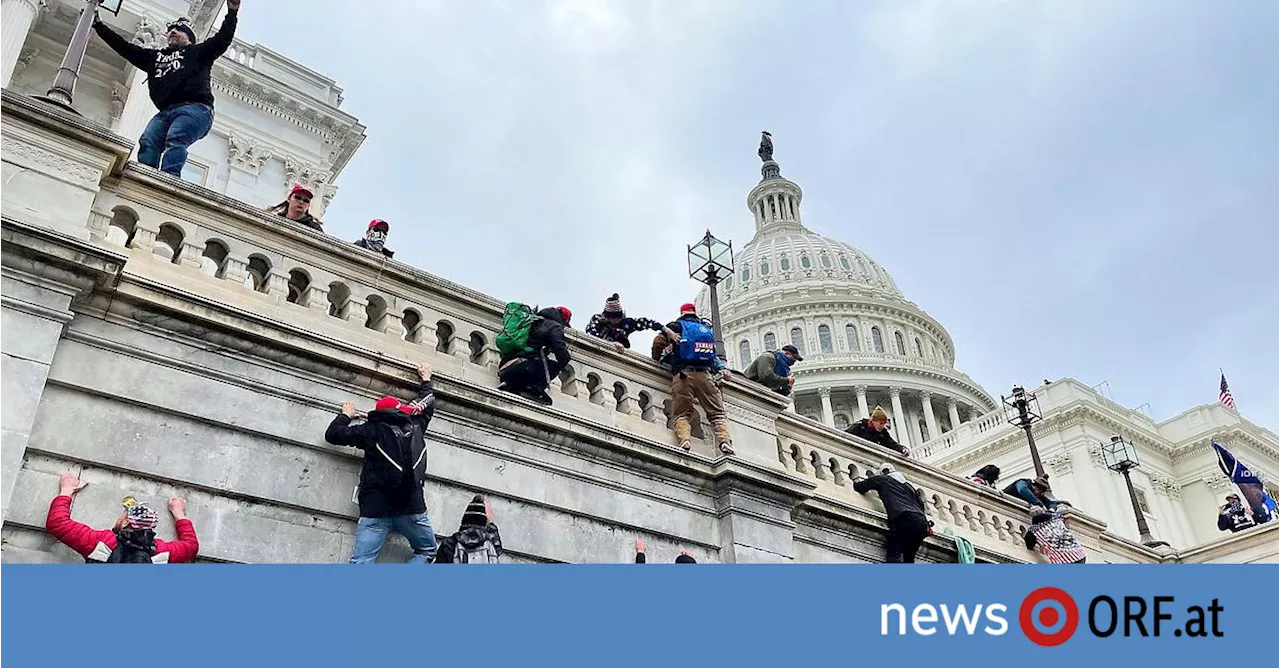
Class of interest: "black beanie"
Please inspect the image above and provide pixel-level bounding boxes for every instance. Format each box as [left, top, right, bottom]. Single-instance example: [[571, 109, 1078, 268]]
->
[[460, 494, 487, 529], [675, 554, 697, 564]]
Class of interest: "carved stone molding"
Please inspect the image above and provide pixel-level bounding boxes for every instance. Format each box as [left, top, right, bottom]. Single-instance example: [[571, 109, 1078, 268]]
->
[[819, 387, 831, 398], [1086, 443, 1107, 469], [1202, 475, 1232, 493], [132, 17, 161, 49], [726, 403, 776, 432], [1149, 474, 1181, 500], [227, 133, 273, 175], [283, 156, 329, 191], [1, 135, 100, 188], [1045, 451, 1073, 475]]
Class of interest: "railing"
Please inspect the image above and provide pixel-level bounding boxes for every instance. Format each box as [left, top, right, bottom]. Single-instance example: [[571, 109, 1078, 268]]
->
[[225, 42, 257, 69], [917, 403, 1011, 459]]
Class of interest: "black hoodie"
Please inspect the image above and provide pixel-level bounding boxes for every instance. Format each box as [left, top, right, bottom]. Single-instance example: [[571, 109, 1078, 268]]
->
[[94, 12, 238, 112], [324, 379, 436, 517]]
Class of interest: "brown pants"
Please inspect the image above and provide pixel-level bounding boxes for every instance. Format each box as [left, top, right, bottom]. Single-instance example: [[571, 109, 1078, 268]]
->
[[671, 370, 731, 445]]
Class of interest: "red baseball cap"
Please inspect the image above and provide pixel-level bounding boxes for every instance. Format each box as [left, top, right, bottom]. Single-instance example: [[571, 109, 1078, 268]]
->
[[556, 306, 572, 325], [368, 219, 390, 231], [374, 396, 400, 412], [290, 184, 313, 199], [679, 302, 697, 314]]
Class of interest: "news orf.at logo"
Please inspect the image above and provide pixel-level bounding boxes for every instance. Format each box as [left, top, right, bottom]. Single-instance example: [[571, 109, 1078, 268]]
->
[[880, 588, 1224, 644]]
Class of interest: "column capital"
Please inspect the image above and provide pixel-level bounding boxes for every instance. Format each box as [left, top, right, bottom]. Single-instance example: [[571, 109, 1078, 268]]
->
[[853, 384, 868, 395], [946, 397, 958, 409], [818, 387, 831, 398], [919, 389, 932, 401], [888, 386, 901, 398]]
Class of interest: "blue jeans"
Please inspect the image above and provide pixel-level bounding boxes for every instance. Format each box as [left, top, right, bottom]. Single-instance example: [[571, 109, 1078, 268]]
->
[[137, 103, 213, 176], [349, 512, 438, 564]]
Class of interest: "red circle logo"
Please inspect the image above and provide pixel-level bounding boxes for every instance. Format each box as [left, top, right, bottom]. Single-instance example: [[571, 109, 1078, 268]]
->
[[1019, 587, 1079, 646]]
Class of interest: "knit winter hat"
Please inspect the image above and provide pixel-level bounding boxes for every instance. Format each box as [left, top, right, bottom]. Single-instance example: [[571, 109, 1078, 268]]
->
[[675, 553, 697, 564], [124, 502, 159, 531], [870, 406, 889, 423], [604, 294, 623, 315], [460, 494, 488, 529], [374, 396, 400, 412], [166, 17, 197, 43]]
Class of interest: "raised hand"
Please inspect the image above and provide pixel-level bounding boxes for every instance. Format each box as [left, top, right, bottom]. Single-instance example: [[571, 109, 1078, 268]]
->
[[418, 362, 432, 381], [168, 496, 187, 519], [58, 473, 88, 496], [341, 401, 358, 418]]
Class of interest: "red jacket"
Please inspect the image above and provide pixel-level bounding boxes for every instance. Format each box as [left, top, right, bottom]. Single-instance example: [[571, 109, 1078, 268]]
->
[[45, 495, 199, 563]]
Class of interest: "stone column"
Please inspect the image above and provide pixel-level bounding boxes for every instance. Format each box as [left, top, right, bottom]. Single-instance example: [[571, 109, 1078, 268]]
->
[[819, 387, 834, 428], [905, 404, 923, 449], [2, 222, 125, 521], [946, 398, 961, 433], [888, 387, 907, 445], [113, 71, 153, 156], [920, 391, 940, 442], [855, 385, 869, 419], [0, 0, 42, 88]]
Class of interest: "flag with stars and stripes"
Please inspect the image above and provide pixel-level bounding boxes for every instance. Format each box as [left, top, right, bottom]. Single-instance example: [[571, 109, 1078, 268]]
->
[[1219, 372, 1236, 410]]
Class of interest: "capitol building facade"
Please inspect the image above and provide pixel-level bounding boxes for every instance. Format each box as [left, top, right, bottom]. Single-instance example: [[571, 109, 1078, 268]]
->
[[700, 151, 997, 452]]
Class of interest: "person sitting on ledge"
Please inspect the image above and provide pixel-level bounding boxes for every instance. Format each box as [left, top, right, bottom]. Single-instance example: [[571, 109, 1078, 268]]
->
[[742, 345, 802, 396], [845, 406, 908, 457], [433, 494, 503, 564], [853, 463, 933, 563], [970, 464, 1001, 488], [353, 219, 394, 258], [325, 363, 439, 564], [633, 539, 697, 563], [498, 306, 573, 406], [45, 473, 199, 563], [266, 184, 324, 232], [91, 1, 241, 176], [1003, 475, 1070, 512], [585, 293, 663, 351]]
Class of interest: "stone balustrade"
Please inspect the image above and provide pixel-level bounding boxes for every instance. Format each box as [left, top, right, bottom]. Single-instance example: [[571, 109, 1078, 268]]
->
[[0, 90, 1206, 564]]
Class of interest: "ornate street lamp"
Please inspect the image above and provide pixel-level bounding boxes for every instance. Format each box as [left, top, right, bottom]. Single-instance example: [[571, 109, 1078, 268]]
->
[[1101, 435, 1169, 547], [1002, 385, 1046, 479], [687, 229, 734, 360], [36, 0, 124, 114]]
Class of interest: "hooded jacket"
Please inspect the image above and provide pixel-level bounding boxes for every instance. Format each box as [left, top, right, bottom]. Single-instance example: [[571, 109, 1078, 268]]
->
[[324, 379, 436, 517], [743, 351, 792, 392], [268, 206, 324, 232], [93, 13, 237, 111], [501, 307, 571, 369], [854, 473, 928, 521], [44, 496, 199, 563], [845, 418, 907, 456]]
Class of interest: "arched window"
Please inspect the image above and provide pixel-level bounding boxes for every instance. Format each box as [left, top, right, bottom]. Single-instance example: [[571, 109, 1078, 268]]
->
[[800, 254, 812, 269], [286, 269, 310, 305], [913, 337, 922, 357], [764, 332, 777, 350], [846, 324, 860, 351], [724, 276, 733, 290], [739, 340, 752, 366], [741, 267, 751, 282], [818, 325, 833, 353], [780, 255, 791, 271], [871, 327, 885, 353], [894, 331, 906, 355], [759, 260, 771, 276], [839, 255, 851, 271], [200, 240, 228, 278], [820, 253, 832, 269], [789, 327, 805, 355]]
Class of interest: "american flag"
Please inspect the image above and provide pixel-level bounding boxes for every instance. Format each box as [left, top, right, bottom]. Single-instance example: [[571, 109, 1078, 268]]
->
[[1219, 372, 1236, 410]]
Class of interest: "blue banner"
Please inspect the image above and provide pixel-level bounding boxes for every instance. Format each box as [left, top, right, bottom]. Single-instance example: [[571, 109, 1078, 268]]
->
[[2, 565, 1276, 667]]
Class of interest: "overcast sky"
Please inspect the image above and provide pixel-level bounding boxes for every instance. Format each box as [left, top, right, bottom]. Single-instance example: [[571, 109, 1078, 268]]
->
[[231, 0, 1277, 430]]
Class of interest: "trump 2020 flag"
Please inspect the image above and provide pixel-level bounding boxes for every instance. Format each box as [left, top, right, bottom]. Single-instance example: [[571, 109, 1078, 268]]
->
[[1212, 440, 1277, 523]]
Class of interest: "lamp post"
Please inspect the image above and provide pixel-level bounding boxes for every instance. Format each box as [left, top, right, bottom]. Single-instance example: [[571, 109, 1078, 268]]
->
[[687, 229, 734, 360], [1101, 435, 1168, 548], [35, 0, 124, 114], [1002, 385, 1046, 479]]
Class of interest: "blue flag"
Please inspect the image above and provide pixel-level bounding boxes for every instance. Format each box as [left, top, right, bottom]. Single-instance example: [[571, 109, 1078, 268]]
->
[[1212, 440, 1277, 523]]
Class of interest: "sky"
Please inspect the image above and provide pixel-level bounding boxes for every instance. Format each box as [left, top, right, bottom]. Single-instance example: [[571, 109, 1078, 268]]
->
[[230, 0, 1277, 430]]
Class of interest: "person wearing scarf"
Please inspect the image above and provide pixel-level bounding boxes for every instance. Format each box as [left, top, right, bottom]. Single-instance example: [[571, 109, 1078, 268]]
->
[[45, 474, 199, 563], [743, 345, 802, 396], [585, 294, 664, 350], [854, 463, 933, 563], [1024, 506, 1087, 564], [1217, 494, 1259, 533], [353, 219, 394, 258]]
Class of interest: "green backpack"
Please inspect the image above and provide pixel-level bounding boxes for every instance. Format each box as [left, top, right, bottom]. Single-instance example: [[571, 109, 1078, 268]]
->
[[495, 302, 542, 356]]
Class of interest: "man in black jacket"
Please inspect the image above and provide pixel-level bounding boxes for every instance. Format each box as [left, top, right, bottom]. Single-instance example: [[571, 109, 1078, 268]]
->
[[854, 463, 932, 563], [92, 1, 241, 175], [498, 306, 573, 406], [326, 363, 438, 564], [845, 406, 908, 457]]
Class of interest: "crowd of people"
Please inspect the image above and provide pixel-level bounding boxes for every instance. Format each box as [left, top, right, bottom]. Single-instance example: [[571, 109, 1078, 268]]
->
[[50, 1, 1263, 567]]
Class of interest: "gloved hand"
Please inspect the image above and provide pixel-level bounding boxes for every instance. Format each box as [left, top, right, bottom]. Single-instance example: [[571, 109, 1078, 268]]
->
[[650, 322, 665, 332]]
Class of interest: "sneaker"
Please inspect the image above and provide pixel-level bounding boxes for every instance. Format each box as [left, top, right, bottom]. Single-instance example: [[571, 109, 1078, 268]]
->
[[680, 440, 692, 451], [534, 390, 554, 406], [519, 389, 553, 406], [498, 384, 518, 395], [718, 441, 735, 455]]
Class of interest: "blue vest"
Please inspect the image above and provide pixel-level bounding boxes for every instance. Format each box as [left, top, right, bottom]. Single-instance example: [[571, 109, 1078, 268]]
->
[[677, 320, 718, 365]]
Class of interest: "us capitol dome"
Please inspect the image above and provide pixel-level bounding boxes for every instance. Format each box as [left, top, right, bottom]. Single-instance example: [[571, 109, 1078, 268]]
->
[[697, 134, 997, 450]]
